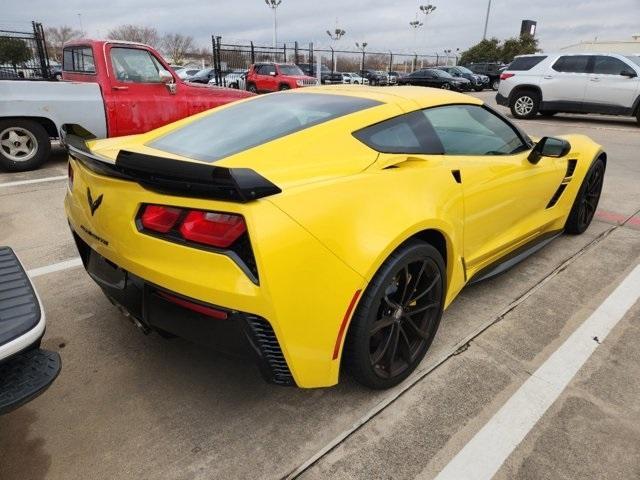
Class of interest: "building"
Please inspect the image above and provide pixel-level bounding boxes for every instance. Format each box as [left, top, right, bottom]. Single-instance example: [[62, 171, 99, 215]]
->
[[560, 34, 640, 53]]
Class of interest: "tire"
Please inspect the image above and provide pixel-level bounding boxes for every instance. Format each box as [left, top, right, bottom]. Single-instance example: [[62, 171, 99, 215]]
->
[[247, 83, 257, 93], [539, 111, 557, 117], [473, 86, 483, 92], [491, 79, 499, 91], [0, 119, 50, 172], [636, 110, 640, 126], [565, 157, 605, 235], [344, 241, 445, 389], [279, 84, 290, 91], [441, 83, 451, 90], [510, 90, 540, 119], [230, 82, 239, 89]]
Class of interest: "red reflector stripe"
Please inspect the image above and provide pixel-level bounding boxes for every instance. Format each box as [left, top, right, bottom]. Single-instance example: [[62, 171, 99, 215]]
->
[[332, 289, 362, 360], [157, 291, 228, 320]]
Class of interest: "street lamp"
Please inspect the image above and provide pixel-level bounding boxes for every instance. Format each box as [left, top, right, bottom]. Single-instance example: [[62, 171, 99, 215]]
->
[[264, 0, 282, 48], [483, 0, 492, 40], [326, 24, 346, 72], [409, 19, 423, 53], [355, 42, 368, 71]]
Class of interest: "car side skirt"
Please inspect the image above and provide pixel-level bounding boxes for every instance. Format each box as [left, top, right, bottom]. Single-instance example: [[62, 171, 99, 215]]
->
[[468, 229, 563, 285]]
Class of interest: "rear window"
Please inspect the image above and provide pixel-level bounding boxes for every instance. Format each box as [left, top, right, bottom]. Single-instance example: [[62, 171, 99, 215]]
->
[[508, 56, 547, 71], [552, 55, 590, 73], [148, 93, 381, 162], [63, 46, 95, 73]]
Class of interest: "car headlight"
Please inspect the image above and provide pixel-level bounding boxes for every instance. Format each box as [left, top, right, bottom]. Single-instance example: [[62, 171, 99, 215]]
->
[[296, 79, 304, 86]]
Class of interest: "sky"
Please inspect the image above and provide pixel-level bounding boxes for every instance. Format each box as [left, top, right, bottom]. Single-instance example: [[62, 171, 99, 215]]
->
[[2, 0, 639, 55]]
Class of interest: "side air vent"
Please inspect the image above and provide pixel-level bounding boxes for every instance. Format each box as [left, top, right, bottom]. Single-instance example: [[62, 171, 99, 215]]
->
[[546, 184, 567, 209], [566, 159, 577, 178], [244, 316, 294, 386]]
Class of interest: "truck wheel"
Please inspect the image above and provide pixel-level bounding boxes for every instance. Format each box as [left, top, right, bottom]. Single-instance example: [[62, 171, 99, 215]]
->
[[510, 90, 540, 119], [0, 119, 50, 172]]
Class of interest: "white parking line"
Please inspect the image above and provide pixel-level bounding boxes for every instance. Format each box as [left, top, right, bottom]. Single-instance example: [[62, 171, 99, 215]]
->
[[432, 263, 640, 480], [27, 257, 82, 278], [0, 175, 67, 188]]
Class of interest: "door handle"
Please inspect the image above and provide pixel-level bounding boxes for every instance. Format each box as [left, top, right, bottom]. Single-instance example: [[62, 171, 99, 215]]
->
[[543, 75, 553, 79], [112, 85, 129, 90], [590, 77, 600, 82]]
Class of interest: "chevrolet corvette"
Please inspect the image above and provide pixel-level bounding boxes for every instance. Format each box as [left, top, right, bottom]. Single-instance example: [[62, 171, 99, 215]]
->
[[64, 86, 605, 389]]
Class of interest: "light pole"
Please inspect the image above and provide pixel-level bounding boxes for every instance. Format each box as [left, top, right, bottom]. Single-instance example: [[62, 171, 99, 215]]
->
[[77, 13, 83, 35], [418, 4, 436, 53], [482, 0, 492, 40], [356, 41, 367, 71], [265, 0, 282, 48], [326, 23, 346, 72], [409, 19, 423, 53]]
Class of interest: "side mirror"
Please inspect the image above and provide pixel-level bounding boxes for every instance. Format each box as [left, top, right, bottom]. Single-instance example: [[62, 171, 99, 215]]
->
[[528, 137, 571, 164], [621, 69, 637, 78], [158, 69, 173, 84]]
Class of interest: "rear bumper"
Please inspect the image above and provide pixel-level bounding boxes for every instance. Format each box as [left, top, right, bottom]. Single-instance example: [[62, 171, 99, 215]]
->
[[71, 231, 295, 386], [496, 93, 509, 106]]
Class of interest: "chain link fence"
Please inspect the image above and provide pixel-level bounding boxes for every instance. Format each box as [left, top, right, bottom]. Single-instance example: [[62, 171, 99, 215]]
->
[[0, 22, 50, 80]]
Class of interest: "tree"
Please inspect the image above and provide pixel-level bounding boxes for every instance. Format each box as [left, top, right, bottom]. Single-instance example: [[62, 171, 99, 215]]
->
[[0, 38, 32, 71], [161, 33, 194, 65], [459, 34, 539, 64], [45, 26, 82, 62], [459, 37, 500, 64], [107, 25, 159, 47]]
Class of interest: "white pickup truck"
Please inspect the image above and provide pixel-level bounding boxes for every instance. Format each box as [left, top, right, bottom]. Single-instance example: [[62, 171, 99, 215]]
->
[[0, 38, 251, 171]]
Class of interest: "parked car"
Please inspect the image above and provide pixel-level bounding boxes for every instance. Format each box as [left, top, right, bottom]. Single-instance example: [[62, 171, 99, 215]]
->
[[0, 39, 252, 171], [387, 71, 400, 84], [296, 63, 343, 84], [0, 246, 61, 415], [398, 68, 471, 91], [497, 53, 640, 123], [175, 67, 201, 80], [465, 62, 506, 90], [185, 67, 217, 84], [0, 67, 21, 79], [245, 63, 317, 93], [360, 69, 387, 86], [64, 86, 605, 389], [341, 72, 369, 85], [437, 65, 487, 91], [213, 69, 247, 89]]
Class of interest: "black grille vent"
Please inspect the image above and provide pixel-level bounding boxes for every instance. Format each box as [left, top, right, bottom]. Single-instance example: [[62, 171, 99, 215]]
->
[[566, 159, 577, 177], [546, 184, 567, 209], [245, 316, 294, 386]]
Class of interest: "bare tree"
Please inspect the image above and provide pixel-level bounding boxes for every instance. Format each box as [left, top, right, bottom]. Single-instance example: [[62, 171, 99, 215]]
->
[[107, 25, 159, 47], [45, 26, 82, 62], [161, 33, 194, 65]]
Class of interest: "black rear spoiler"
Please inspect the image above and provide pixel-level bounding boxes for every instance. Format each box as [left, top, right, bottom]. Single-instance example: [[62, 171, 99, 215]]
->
[[61, 124, 282, 203]]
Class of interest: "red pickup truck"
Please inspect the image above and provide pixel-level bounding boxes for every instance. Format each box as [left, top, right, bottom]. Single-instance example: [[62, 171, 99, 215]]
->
[[0, 39, 252, 171]]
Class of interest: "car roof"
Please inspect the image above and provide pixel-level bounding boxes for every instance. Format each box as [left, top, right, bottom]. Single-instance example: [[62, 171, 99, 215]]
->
[[295, 84, 483, 110]]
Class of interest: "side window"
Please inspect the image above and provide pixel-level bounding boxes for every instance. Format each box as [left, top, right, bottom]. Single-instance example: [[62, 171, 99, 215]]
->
[[422, 105, 527, 156], [110, 47, 165, 83], [508, 56, 547, 71], [62, 47, 95, 73], [552, 56, 590, 73], [592, 56, 630, 75], [261, 65, 275, 75]]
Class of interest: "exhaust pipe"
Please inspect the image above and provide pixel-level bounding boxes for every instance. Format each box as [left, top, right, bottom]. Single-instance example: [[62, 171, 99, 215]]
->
[[106, 296, 152, 335]]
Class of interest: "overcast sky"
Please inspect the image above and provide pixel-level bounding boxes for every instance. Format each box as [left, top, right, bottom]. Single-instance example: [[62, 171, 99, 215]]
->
[[2, 0, 639, 54]]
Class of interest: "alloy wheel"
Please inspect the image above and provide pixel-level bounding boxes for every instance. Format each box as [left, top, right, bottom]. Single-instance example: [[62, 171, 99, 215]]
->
[[441, 83, 451, 90], [514, 95, 534, 116], [577, 161, 604, 230], [369, 258, 442, 379], [0, 127, 38, 162]]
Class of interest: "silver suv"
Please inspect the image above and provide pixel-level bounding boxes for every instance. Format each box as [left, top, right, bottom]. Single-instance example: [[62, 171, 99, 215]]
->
[[497, 53, 640, 124]]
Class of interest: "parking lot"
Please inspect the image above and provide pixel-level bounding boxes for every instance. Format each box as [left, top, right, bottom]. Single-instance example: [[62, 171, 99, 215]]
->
[[1, 90, 639, 479]]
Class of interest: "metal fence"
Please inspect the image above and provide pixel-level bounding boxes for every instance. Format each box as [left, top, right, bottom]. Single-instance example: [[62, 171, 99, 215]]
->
[[0, 22, 50, 80], [210, 36, 457, 86]]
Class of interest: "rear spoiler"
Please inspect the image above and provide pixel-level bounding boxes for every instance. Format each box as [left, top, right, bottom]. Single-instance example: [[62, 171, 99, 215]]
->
[[61, 124, 282, 203]]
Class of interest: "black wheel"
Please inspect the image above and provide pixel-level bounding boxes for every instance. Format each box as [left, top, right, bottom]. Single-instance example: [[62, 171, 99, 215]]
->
[[510, 90, 540, 119], [539, 111, 557, 117], [565, 157, 605, 234], [0, 119, 50, 172], [441, 83, 451, 90], [344, 241, 445, 389], [230, 82, 239, 89], [491, 79, 499, 91], [636, 110, 640, 126], [473, 86, 483, 92], [247, 83, 257, 93], [279, 84, 290, 91]]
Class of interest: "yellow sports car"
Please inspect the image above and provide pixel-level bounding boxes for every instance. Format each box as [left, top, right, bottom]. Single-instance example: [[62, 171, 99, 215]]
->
[[64, 86, 605, 389]]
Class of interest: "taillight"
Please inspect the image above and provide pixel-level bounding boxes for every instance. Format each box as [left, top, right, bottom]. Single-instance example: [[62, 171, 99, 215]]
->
[[140, 205, 183, 233], [500, 73, 515, 81], [68, 162, 74, 190], [180, 211, 246, 248]]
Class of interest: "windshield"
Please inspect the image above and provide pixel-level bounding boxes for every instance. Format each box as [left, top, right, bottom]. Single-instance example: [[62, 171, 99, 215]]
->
[[457, 66, 473, 74], [279, 64, 304, 76], [625, 56, 640, 68], [148, 93, 381, 163]]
